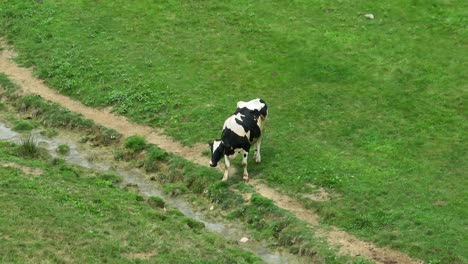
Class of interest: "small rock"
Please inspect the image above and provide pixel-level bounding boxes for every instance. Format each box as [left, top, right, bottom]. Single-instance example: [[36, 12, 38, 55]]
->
[[364, 13, 374, 19], [209, 205, 214, 211], [239, 237, 249, 243]]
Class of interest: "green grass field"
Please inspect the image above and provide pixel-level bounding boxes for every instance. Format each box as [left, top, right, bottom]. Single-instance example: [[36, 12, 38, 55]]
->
[[1, 1, 467, 263]]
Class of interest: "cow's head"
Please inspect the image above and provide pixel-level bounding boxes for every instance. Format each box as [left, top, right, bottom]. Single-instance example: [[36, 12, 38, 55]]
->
[[209, 140, 226, 167]]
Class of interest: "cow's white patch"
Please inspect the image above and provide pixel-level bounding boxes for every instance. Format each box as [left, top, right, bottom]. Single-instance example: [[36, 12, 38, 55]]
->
[[212, 140, 222, 152], [224, 113, 246, 136], [237, 98, 265, 112]]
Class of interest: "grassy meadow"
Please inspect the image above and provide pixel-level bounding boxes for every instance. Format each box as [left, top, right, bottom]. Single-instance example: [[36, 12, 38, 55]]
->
[[1, 1, 467, 263]]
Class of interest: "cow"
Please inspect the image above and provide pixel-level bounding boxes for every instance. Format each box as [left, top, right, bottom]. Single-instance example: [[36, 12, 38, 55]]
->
[[209, 98, 268, 182]]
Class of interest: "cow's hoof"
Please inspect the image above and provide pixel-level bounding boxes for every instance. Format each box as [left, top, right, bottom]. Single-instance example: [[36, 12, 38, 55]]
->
[[243, 176, 249, 182]]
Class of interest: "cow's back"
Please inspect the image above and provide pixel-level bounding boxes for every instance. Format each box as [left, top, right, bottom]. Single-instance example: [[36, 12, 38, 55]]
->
[[236, 98, 268, 120], [234, 108, 262, 143]]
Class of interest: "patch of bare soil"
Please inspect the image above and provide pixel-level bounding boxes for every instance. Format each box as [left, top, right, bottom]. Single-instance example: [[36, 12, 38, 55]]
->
[[0, 161, 43, 176], [0, 42, 423, 264], [250, 179, 320, 226], [303, 184, 332, 202], [315, 228, 423, 264], [121, 250, 158, 260]]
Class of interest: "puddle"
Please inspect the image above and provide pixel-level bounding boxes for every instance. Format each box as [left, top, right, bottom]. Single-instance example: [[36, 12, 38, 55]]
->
[[0, 123, 18, 140], [0, 121, 307, 264]]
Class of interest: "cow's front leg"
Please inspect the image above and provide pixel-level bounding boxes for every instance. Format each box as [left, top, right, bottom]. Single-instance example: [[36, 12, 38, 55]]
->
[[254, 138, 262, 163], [222, 155, 231, 181], [242, 150, 249, 182]]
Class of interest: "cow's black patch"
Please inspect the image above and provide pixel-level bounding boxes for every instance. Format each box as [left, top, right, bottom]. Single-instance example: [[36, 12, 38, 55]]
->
[[258, 98, 268, 118], [233, 108, 262, 142], [221, 127, 250, 154]]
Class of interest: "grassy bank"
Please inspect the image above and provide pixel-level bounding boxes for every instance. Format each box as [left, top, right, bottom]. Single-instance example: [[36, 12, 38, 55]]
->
[[1, 78, 260, 262], [1, 1, 467, 263], [0, 141, 262, 263]]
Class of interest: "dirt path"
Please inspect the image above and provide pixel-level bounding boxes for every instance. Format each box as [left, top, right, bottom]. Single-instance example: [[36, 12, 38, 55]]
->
[[249, 180, 424, 264], [0, 43, 423, 264]]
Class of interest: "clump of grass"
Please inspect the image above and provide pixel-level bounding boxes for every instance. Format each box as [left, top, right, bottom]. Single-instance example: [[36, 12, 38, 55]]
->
[[144, 144, 168, 172], [163, 183, 188, 197], [113, 148, 125, 161], [12, 120, 36, 132], [135, 195, 145, 201], [50, 158, 65, 166], [115, 135, 148, 161], [78, 135, 91, 143], [16, 134, 40, 158], [0, 73, 19, 94], [147, 196, 165, 209], [40, 128, 58, 138], [182, 217, 205, 231], [91, 127, 121, 146], [98, 173, 121, 184], [124, 135, 147, 154], [207, 181, 244, 210], [56, 144, 70, 155], [353, 258, 375, 264]]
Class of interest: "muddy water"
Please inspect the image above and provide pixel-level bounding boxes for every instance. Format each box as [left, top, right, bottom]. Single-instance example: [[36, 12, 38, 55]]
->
[[0, 122, 307, 264], [0, 123, 18, 140]]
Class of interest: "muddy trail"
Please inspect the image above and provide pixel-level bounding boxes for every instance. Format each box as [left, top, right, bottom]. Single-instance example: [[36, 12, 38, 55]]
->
[[0, 44, 423, 264]]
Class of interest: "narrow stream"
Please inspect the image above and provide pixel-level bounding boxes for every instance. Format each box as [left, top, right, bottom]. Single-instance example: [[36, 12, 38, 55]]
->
[[0, 122, 307, 264]]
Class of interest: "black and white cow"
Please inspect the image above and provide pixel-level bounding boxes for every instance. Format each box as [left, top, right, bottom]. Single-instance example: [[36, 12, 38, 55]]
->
[[210, 98, 268, 182]]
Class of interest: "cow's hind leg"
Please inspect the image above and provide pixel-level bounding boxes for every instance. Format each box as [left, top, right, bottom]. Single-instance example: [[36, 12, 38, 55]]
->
[[254, 137, 262, 163], [242, 150, 249, 182], [222, 155, 231, 181]]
